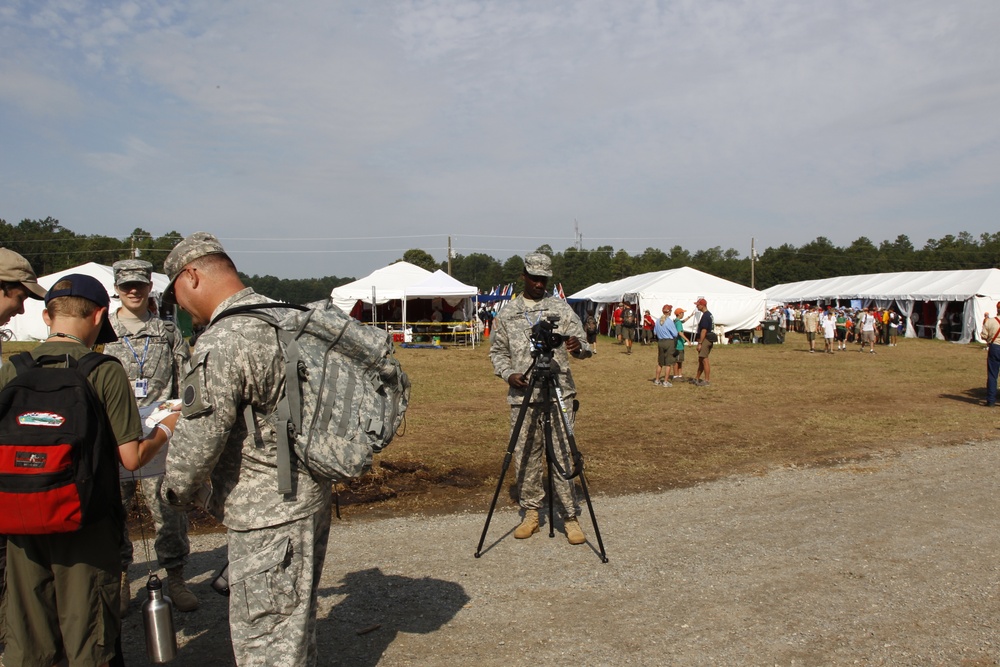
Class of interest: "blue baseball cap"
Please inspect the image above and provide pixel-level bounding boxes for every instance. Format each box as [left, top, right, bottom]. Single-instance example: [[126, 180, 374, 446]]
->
[[44, 273, 118, 344]]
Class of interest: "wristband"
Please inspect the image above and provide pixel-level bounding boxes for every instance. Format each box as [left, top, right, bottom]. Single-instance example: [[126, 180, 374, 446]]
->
[[156, 423, 173, 440]]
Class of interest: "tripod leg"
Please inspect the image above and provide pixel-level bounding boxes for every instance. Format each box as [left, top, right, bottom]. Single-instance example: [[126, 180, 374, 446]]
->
[[547, 383, 609, 562], [539, 371, 557, 538], [545, 417, 555, 539], [542, 385, 579, 541], [476, 385, 536, 557], [576, 468, 608, 563]]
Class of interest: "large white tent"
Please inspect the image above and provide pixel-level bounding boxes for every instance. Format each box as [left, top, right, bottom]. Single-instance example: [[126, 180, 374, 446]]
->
[[6, 262, 170, 342], [568, 267, 768, 337], [764, 269, 1000, 343]]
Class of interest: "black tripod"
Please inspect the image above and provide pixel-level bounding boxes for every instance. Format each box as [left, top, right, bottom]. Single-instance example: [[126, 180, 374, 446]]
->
[[475, 350, 607, 563]]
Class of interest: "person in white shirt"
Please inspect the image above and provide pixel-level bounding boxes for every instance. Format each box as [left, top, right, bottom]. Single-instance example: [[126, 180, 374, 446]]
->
[[821, 308, 837, 354]]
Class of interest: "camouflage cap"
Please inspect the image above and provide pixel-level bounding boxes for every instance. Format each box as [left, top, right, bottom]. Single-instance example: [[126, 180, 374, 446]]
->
[[523, 252, 552, 278], [112, 259, 153, 286], [162, 232, 228, 301], [0, 248, 46, 299]]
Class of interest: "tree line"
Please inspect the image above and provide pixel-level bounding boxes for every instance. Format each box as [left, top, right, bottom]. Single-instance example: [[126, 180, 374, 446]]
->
[[406, 232, 1000, 296], [4, 217, 999, 300], [0, 218, 352, 303]]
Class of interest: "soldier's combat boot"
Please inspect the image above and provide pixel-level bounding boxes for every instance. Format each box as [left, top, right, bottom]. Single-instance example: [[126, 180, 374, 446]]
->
[[514, 510, 539, 539], [166, 567, 199, 612], [564, 518, 586, 545]]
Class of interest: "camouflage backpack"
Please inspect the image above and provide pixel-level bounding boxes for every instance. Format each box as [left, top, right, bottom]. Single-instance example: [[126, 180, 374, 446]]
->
[[215, 301, 410, 492]]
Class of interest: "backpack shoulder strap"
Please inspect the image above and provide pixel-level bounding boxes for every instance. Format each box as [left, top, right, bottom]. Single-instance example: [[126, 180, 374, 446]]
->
[[212, 302, 308, 326], [212, 301, 310, 497], [10, 352, 38, 375], [990, 318, 1000, 345], [75, 352, 121, 379]]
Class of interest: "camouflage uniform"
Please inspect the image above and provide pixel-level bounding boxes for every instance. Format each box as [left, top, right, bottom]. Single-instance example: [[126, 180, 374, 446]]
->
[[162, 286, 332, 667], [105, 300, 192, 571], [490, 290, 592, 518]]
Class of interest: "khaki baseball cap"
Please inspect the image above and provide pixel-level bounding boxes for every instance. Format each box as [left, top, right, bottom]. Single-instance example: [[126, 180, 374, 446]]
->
[[0, 248, 46, 299], [162, 232, 228, 302]]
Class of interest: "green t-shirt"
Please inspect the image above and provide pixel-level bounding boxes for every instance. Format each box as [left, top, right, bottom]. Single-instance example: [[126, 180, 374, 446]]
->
[[0, 341, 143, 447], [674, 318, 686, 350]]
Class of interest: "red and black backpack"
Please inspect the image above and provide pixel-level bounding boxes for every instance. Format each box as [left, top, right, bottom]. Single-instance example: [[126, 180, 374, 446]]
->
[[0, 352, 123, 534]]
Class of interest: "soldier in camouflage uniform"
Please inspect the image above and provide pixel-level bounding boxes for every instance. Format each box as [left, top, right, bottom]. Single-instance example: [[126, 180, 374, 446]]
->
[[489, 252, 593, 545], [160, 233, 332, 667], [104, 258, 197, 614]]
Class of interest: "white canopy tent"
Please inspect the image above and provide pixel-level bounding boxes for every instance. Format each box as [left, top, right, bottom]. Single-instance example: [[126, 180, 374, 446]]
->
[[404, 270, 477, 301], [568, 267, 767, 338], [329, 262, 433, 313], [6, 262, 170, 342], [330, 262, 479, 344], [764, 269, 1000, 343]]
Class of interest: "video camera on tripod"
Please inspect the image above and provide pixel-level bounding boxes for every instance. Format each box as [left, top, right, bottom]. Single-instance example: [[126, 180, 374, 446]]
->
[[529, 314, 564, 357], [477, 311, 608, 562]]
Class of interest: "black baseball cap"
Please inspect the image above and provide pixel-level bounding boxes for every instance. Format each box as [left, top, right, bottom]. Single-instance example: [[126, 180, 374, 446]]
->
[[44, 273, 118, 344]]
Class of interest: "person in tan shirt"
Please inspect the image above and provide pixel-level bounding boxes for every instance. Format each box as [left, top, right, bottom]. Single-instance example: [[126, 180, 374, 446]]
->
[[980, 303, 1000, 407]]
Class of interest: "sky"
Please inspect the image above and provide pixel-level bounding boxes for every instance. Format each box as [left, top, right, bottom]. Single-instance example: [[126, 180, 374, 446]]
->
[[1, 1, 999, 280]]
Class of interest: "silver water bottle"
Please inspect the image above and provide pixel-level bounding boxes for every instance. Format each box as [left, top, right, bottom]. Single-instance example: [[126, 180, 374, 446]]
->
[[142, 574, 177, 663]]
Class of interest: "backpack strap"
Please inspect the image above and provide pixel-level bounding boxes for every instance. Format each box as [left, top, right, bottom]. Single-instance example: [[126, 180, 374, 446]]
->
[[211, 302, 308, 326], [75, 352, 121, 379], [13, 351, 119, 378], [991, 317, 1000, 345], [213, 301, 310, 496], [10, 351, 38, 375]]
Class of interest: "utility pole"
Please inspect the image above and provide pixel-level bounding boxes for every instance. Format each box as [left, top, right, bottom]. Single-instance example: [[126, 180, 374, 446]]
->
[[750, 237, 756, 289], [448, 236, 453, 275]]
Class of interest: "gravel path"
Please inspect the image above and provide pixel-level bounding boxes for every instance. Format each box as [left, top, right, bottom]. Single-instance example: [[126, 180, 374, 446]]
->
[[98, 441, 1000, 664]]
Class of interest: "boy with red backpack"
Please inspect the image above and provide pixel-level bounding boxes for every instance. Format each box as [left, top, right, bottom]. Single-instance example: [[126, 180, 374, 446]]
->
[[0, 274, 171, 667]]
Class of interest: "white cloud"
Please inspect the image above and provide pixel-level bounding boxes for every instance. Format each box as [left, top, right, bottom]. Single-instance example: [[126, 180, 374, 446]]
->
[[1, 0, 999, 276], [0, 64, 82, 116]]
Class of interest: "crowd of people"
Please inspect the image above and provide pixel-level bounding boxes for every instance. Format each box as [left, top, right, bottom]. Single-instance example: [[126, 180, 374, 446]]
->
[[767, 304, 903, 353]]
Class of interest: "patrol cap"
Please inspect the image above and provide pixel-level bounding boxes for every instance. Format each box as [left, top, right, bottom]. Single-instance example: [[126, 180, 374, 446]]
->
[[112, 259, 153, 286], [162, 232, 228, 302], [44, 273, 118, 344], [0, 248, 46, 299], [523, 252, 552, 278]]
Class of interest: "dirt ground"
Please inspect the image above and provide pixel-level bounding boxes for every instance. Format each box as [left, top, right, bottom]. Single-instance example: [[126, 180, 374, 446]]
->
[[3, 336, 998, 665], [101, 438, 1000, 666]]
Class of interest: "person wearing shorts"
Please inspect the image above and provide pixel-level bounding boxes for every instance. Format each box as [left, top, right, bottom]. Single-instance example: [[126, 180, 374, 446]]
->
[[859, 307, 878, 353], [652, 304, 677, 386], [620, 303, 637, 354], [693, 299, 714, 386]]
